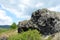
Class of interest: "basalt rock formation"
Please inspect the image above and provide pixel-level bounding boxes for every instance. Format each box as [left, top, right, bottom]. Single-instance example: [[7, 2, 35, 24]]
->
[[18, 8, 60, 35]]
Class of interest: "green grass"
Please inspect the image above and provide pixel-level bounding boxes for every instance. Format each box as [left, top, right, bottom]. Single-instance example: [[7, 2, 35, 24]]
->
[[8, 29, 43, 40], [8, 29, 52, 40], [0, 28, 14, 34], [0, 28, 9, 34], [0, 28, 52, 40]]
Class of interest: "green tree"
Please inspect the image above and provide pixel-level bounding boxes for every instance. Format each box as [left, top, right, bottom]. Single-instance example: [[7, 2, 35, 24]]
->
[[10, 23, 17, 29]]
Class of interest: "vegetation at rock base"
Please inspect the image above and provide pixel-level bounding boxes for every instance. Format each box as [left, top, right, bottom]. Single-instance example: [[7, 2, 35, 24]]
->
[[8, 29, 52, 40], [0, 29, 52, 40]]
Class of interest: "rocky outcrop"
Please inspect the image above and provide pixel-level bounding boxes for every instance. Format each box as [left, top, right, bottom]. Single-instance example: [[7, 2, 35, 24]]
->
[[18, 8, 60, 35]]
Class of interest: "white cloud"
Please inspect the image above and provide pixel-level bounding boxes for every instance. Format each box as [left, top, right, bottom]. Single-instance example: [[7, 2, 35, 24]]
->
[[8, 0, 15, 4], [0, 0, 31, 19], [21, 0, 30, 6], [2, 5, 31, 20], [35, 2, 44, 8], [48, 5, 60, 12], [0, 0, 44, 21], [18, 4, 26, 11], [0, 10, 12, 25]]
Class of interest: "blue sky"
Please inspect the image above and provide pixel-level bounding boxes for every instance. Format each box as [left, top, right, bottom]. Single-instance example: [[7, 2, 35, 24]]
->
[[0, 0, 60, 25]]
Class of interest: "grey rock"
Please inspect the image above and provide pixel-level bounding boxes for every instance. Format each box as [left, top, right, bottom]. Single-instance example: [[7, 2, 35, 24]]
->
[[18, 8, 60, 35]]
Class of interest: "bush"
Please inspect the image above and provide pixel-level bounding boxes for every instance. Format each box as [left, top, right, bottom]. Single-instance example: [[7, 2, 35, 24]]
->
[[10, 23, 17, 29]]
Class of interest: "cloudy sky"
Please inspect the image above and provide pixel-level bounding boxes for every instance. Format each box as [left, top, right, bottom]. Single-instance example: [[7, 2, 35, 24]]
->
[[0, 0, 60, 25]]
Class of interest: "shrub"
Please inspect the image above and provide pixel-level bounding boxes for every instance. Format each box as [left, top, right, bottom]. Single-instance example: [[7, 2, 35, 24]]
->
[[10, 23, 17, 29]]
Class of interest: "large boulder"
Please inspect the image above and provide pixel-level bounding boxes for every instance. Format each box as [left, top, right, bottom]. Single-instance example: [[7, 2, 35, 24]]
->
[[18, 8, 60, 35]]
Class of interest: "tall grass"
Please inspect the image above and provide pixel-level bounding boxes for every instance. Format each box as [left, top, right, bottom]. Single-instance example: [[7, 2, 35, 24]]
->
[[0, 28, 52, 40], [8, 29, 43, 40]]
